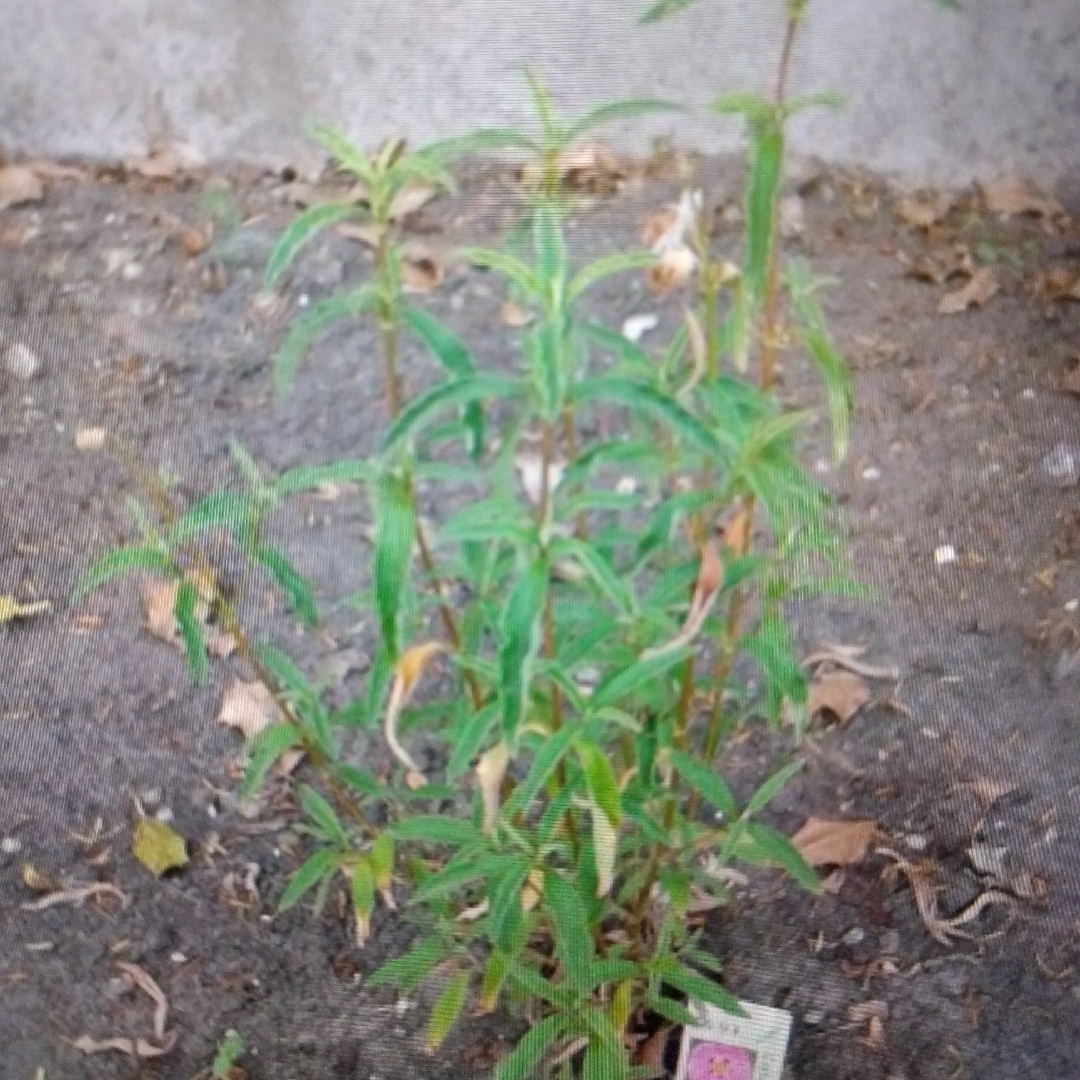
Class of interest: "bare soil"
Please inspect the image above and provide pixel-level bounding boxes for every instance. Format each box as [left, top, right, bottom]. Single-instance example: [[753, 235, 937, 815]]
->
[[0, 152, 1078, 1080]]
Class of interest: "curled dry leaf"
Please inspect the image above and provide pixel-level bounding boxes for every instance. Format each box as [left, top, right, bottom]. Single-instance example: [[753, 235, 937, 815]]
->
[[125, 143, 206, 180], [70, 1033, 177, 1059], [590, 800, 618, 898], [21, 882, 128, 912], [400, 244, 446, 294], [1032, 264, 1080, 303], [384, 642, 447, 781], [520, 869, 544, 913], [641, 205, 678, 248], [895, 191, 952, 229], [476, 742, 510, 834], [640, 539, 722, 661], [498, 299, 534, 328], [0, 165, 44, 210], [388, 181, 437, 222], [938, 267, 999, 314], [335, 221, 383, 248], [71, 962, 176, 1059], [802, 643, 900, 681], [140, 578, 234, 658], [218, 678, 283, 740], [980, 177, 1065, 222], [514, 451, 565, 507], [807, 670, 871, 724], [791, 818, 877, 867], [646, 246, 697, 294]]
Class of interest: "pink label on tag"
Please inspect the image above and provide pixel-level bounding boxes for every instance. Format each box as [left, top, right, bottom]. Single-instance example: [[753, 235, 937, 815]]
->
[[686, 1041, 754, 1080]]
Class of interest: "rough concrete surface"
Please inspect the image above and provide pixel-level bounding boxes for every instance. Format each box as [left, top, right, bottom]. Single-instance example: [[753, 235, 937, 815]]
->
[[0, 0, 1078, 183]]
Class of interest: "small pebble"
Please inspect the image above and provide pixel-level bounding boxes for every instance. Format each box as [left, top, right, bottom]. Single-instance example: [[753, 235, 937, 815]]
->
[[841, 927, 865, 946], [154, 806, 174, 824], [0, 836, 21, 854], [803, 1008, 826, 1026], [934, 544, 957, 565], [622, 313, 658, 343], [1066, 599, 1079, 612], [862, 466, 881, 481], [904, 833, 930, 851], [5, 342, 41, 380], [170, 951, 187, 964]]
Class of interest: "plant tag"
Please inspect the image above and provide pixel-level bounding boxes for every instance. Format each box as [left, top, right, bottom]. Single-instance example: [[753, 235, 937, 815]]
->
[[675, 1000, 792, 1080]]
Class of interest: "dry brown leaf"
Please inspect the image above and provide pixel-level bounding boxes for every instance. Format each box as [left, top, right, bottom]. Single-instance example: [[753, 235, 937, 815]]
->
[[1032, 264, 1080, 303], [498, 299, 534, 328], [808, 670, 871, 723], [21, 882, 128, 912], [895, 192, 952, 229], [476, 742, 510, 834], [646, 246, 696, 295], [388, 182, 437, 221], [632, 1026, 673, 1069], [117, 962, 169, 1040], [335, 221, 383, 247], [70, 1033, 177, 1059], [980, 177, 1065, 221], [400, 246, 444, 294], [821, 868, 846, 895], [26, 159, 88, 182], [0, 165, 44, 210], [861, 1014, 886, 1051], [218, 679, 282, 739], [641, 205, 678, 248], [139, 578, 234, 658], [717, 504, 752, 556], [803, 644, 899, 681], [847, 1000, 888, 1025], [938, 267, 999, 314], [126, 144, 205, 180], [791, 818, 877, 867], [559, 142, 626, 194], [969, 776, 1016, 808]]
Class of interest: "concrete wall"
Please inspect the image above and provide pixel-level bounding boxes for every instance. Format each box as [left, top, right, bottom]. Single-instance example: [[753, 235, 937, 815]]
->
[[2, 0, 1078, 184]]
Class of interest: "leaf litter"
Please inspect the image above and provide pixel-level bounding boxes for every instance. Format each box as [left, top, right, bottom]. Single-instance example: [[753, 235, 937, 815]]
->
[[791, 818, 877, 867], [70, 962, 176, 1059]]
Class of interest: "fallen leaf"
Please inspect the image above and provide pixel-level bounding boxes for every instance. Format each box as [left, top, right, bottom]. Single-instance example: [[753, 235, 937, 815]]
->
[[498, 299, 534, 327], [1032, 264, 1080, 303], [847, 1000, 888, 1024], [70, 1033, 177, 1059], [808, 670, 871, 723], [0, 166, 44, 210], [980, 177, 1065, 221], [802, 643, 900, 681], [388, 182, 437, 221], [218, 679, 282, 739], [895, 192, 952, 229], [21, 862, 59, 893], [791, 818, 877, 867], [861, 1014, 886, 1051], [132, 817, 188, 877], [21, 882, 128, 912], [821, 868, 846, 895], [969, 776, 1016, 809], [117, 962, 170, 1041], [139, 578, 234, 658], [126, 143, 206, 180], [335, 221, 383, 247], [400, 246, 444, 294], [70, 962, 176, 1059], [938, 267, 998, 314], [968, 842, 1009, 880], [632, 1026, 673, 1069], [26, 159, 87, 182]]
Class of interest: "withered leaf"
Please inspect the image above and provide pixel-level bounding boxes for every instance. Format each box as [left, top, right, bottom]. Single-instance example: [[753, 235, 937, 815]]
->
[[938, 267, 998, 314], [791, 818, 877, 867], [807, 670, 871, 723], [0, 166, 44, 210], [218, 679, 283, 740], [132, 818, 188, 877]]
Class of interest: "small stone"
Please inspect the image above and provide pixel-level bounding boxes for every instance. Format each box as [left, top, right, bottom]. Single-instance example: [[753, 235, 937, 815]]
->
[[862, 466, 881, 481], [170, 951, 187, 964], [4, 342, 41, 380], [803, 1008, 826, 1026], [1065, 599, 1078, 612], [74, 427, 107, 451], [0, 836, 21, 854], [0, 166, 44, 210], [934, 545, 957, 566], [153, 806, 174, 824], [841, 926, 866, 946], [880, 929, 901, 954], [1041, 443, 1080, 487]]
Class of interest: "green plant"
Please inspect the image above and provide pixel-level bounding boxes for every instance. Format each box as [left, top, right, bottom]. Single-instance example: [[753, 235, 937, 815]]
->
[[211, 1029, 246, 1078], [78, 12, 860, 1078]]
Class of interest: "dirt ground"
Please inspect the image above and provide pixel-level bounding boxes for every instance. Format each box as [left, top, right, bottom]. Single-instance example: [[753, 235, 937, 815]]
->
[[0, 149, 1078, 1080]]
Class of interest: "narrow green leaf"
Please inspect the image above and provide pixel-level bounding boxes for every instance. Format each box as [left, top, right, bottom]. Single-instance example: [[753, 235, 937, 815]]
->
[[426, 969, 471, 1051], [264, 202, 360, 288], [382, 374, 520, 453], [498, 556, 548, 743], [532, 203, 566, 298], [565, 98, 682, 145], [743, 124, 784, 303], [544, 873, 594, 987], [298, 784, 349, 845], [241, 722, 302, 800], [278, 848, 339, 912], [459, 247, 541, 299], [174, 580, 209, 683], [571, 377, 725, 459], [387, 816, 479, 846], [351, 856, 375, 915], [577, 741, 622, 827], [211, 1030, 245, 1077], [644, 992, 696, 1027], [273, 460, 374, 498], [506, 724, 577, 814], [367, 935, 447, 990], [446, 702, 499, 778], [307, 121, 377, 185], [524, 68, 560, 145], [639, 0, 704, 23], [335, 762, 382, 799], [783, 89, 846, 117], [373, 471, 415, 660], [583, 1038, 629, 1080], [712, 91, 776, 131], [568, 250, 657, 304], [400, 305, 473, 378], [167, 491, 257, 547], [741, 822, 820, 891], [656, 960, 744, 1016], [256, 546, 318, 626], [479, 948, 510, 1011], [668, 750, 739, 819], [495, 1014, 567, 1080], [590, 648, 689, 710], [274, 285, 377, 396], [551, 538, 634, 617], [579, 320, 655, 377], [421, 128, 539, 165], [743, 760, 803, 818], [75, 545, 175, 598]]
